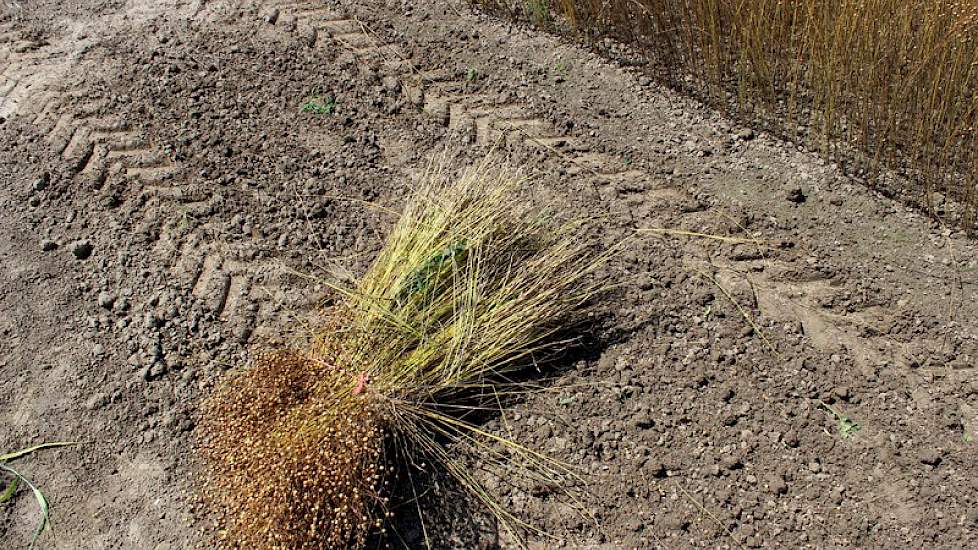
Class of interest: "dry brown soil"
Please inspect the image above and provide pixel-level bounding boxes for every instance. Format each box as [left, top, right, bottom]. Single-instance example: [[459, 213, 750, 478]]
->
[[2, 1, 978, 548]]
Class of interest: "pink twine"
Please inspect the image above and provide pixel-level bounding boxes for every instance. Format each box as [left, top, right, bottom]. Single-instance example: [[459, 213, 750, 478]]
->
[[352, 372, 369, 395]]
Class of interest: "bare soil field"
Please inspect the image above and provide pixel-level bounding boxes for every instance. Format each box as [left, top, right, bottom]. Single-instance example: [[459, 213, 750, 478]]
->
[[2, 1, 978, 548]]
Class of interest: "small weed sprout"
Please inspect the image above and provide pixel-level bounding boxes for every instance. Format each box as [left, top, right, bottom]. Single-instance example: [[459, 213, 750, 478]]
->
[[301, 94, 336, 115], [821, 401, 861, 439]]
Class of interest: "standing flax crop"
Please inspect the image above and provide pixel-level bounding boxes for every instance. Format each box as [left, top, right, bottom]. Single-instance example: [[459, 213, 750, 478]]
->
[[198, 154, 608, 549], [476, 0, 978, 227]]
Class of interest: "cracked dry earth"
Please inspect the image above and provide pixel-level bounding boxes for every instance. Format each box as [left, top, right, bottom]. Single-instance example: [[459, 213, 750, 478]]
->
[[2, 0, 978, 548]]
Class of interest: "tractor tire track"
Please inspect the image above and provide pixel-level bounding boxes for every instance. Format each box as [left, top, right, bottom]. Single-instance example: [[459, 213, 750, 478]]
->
[[0, 18, 179, 187]]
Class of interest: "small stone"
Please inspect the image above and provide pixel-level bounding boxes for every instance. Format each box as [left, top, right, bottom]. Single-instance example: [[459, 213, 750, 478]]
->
[[92, 344, 106, 356], [660, 513, 689, 532], [638, 273, 656, 291], [623, 517, 644, 533], [70, 240, 93, 260], [632, 408, 655, 429], [382, 75, 401, 94], [767, 474, 788, 495], [86, 393, 109, 410], [41, 239, 58, 252], [161, 412, 180, 429], [786, 188, 807, 204], [98, 292, 116, 309], [807, 461, 821, 473], [149, 361, 167, 379], [919, 449, 943, 466], [966, 508, 978, 527], [737, 128, 755, 141], [721, 455, 743, 470], [32, 172, 50, 191], [166, 357, 185, 371], [644, 461, 667, 478], [144, 312, 164, 329], [299, 27, 317, 47], [146, 341, 164, 361]]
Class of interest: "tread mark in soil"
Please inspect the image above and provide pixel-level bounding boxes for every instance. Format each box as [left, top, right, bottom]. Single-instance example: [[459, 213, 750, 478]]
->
[[26, 91, 60, 123], [713, 258, 926, 373], [45, 112, 80, 154], [31, 94, 66, 130], [63, 126, 95, 171], [573, 152, 647, 181], [173, 238, 207, 290], [74, 116, 179, 184], [416, 73, 662, 192], [0, 35, 177, 183], [170, 236, 276, 342], [192, 254, 232, 317], [267, 4, 403, 66], [268, 17, 694, 223], [220, 269, 252, 323], [0, 42, 70, 119]]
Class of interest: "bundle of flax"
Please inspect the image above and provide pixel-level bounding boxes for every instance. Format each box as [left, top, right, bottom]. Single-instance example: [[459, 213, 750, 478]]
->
[[198, 155, 605, 549]]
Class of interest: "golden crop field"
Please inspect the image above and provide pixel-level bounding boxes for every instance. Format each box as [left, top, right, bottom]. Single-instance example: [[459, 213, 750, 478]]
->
[[480, 0, 978, 228]]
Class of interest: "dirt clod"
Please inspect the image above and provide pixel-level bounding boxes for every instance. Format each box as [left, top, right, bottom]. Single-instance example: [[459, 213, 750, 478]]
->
[[70, 240, 93, 260], [787, 187, 808, 203]]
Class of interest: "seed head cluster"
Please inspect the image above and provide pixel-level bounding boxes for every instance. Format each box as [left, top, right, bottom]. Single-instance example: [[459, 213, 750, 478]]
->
[[198, 348, 388, 549]]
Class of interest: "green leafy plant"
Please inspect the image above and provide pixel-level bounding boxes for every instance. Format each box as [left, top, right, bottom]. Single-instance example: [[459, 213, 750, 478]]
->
[[526, 0, 551, 26], [300, 94, 336, 115], [820, 401, 861, 439], [1, 442, 76, 548]]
